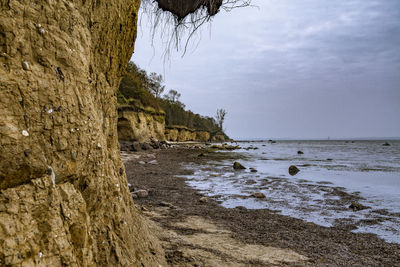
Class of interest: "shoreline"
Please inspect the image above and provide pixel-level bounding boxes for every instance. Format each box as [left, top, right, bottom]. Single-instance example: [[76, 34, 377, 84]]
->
[[123, 146, 400, 266]]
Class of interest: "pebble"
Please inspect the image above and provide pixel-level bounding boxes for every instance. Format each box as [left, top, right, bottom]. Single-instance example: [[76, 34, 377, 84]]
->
[[22, 61, 30, 70], [199, 197, 208, 203], [159, 201, 173, 207], [132, 189, 148, 198]]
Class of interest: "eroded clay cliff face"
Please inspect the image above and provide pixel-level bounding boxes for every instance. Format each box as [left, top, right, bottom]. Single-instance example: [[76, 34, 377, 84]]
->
[[164, 126, 212, 142], [0, 1, 165, 266], [118, 106, 165, 142], [117, 106, 214, 143]]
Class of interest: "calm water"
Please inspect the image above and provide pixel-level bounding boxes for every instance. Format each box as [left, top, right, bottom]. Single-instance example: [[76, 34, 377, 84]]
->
[[182, 140, 400, 243]]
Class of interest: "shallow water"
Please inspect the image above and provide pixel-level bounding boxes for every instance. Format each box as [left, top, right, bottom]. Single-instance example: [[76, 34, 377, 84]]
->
[[182, 140, 400, 243]]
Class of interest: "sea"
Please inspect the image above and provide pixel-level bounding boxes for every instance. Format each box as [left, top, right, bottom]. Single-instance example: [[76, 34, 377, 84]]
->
[[181, 140, 400, 244]]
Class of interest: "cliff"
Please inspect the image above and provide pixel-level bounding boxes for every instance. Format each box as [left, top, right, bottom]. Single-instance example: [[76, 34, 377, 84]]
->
[[0, 0, 230, 265], [118, 105, 166, 142], [0, 1, 165, 266], [117, 106, 220, 143], [164, 126, 212, 142]]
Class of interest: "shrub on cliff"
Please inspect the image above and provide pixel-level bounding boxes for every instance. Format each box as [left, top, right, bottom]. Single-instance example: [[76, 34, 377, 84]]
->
[[118, 62, 161, 109], [118, 62, 226, 136]]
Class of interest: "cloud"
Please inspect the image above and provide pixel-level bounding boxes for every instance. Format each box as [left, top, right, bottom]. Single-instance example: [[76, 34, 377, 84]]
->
[[132, 0, 400, 139]]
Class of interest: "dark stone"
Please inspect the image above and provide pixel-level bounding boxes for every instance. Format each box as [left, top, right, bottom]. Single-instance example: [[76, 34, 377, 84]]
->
[[131, 142, 142, 151], [251, 192, 266, 198], [382, 142, 391, 146], [150, 140, 161, 149], [233, 162, 246, 170], [159, 201, 173, 207], [349, 202, 370, 211], [24, 149, 31, 157], [297, 150, 304, 155], [141, 143, 153, 151], [288, 165, 300, 176]]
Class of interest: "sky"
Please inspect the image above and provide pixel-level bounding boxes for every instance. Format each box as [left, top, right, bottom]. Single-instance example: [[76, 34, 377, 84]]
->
[[131, 0, 400, 140]]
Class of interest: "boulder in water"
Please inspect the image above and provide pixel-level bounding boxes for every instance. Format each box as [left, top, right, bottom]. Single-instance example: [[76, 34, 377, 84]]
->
[[233, 162, 246, 170], [349, 202, 370, 211], [251, 192, 266, 198], [288, 165, 300, 176]]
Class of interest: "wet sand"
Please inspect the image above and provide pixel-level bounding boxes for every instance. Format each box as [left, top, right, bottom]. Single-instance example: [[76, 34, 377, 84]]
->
[[123, 147, 400, 266]]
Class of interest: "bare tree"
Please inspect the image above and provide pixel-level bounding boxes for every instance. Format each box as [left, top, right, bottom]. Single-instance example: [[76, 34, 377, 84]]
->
[[164, 89, 181, 102], [148, 72, 165, 98], [216, 108, 227, 130]]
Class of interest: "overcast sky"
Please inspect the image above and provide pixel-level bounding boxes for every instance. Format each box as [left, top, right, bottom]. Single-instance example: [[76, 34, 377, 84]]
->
[[132, 0, 400, 139]]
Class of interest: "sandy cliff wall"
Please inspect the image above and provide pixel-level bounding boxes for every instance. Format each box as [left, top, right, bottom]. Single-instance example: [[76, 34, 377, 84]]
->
[[118, 107, 165, 142], [0, 1, 165, 266], [117, 109, 215, 143], [164, 126, 212, 142]]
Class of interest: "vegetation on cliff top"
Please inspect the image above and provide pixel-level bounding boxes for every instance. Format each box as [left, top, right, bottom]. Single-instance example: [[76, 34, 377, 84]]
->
[[118, 62, 227, 135]]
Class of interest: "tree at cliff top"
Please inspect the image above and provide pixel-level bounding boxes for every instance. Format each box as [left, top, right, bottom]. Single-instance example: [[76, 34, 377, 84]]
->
[[118, 62, 220, 133], [164, 89, 182, 104], [148, 72, 165, 98], [216, 108, 227, 131], [118, 62, 161, 109]]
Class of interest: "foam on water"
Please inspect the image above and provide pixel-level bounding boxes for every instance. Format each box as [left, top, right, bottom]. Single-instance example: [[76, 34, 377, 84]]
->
[[180, 140, 400, 244]]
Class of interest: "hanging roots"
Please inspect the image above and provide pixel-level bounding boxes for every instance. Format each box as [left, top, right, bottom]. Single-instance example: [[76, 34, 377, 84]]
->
[[140, 0, 252, 58]]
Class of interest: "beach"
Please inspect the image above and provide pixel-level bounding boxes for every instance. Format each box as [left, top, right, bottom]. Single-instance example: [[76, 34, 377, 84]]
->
[[122, 145, 400, 266]]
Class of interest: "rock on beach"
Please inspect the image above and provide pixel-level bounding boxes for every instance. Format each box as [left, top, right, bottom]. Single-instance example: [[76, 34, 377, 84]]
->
[[132, 189, 148, 199]]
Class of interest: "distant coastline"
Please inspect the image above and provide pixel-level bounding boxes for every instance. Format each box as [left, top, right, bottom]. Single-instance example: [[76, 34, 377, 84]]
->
[[233, 137, 400, 142]]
